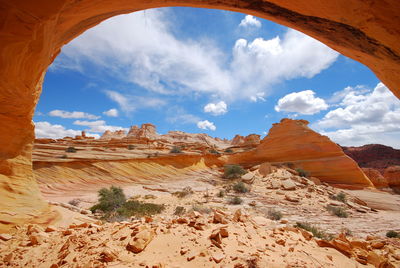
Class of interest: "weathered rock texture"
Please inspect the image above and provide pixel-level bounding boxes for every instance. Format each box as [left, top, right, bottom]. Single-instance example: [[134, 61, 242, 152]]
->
[[343, 144, 400, 189], [1, 0, 400, 230], [228, 119, 373, 188], [343, 144, 400, 174]]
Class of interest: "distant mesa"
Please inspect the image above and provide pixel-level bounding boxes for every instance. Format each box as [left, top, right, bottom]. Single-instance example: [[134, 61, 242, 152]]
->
[[343, 144, 400, 191]]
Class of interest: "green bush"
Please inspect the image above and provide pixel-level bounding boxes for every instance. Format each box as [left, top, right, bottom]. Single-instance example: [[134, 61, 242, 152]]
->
[[117, 200, 165, 217], [296, 168, 309, 177], [174, 206, 186, 216], [65, 146, 77, 153], [170, 146, 182, 153], [217, 190, 225, 198], [229, 196, 243, 205], [386, 230, 399, 238], [224, 164, 246, 179], [330, 192, 347, 203], [90, 186, 164, 221], [90, 186, 126, 213], [224, 148, 233, 153], [295, 222, 332, 240], [172, 186, 193, 198], [267, 208, 283, 221], [127, 145, 136, 150], [209, 148, 220, 155], [326, 205, 348, 218], [68, 199, 80, 207], [233, 182, 249, 193], [192, 204, 212, 214]]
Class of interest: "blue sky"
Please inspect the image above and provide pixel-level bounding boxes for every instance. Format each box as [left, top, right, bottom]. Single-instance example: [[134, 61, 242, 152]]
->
[[34, 7, 400, 148]]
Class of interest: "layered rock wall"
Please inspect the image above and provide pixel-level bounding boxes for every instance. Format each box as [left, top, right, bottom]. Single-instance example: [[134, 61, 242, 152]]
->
[[228, 119, 373, 188]]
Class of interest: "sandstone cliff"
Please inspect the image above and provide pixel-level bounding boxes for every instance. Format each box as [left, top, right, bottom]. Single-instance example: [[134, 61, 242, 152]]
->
[[343, 144, 400, 189], [228, 119, 373, 188], [342, 144, 400, 173]]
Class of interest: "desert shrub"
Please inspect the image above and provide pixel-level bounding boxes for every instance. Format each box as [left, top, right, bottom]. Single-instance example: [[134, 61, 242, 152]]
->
[[127, 144, 136, 150], [233, 182, 249, 193], [296, 168, 309, 177], [224, 164, 246, 179], [326, 205, 348, 218], [170, 146, 182, 153], [342, 228, 353, 236], [229, 196, 243, 205], [217, 190, 225, 198], [90, 186, 126, 213], [174, 206, 186, 216], [295, 222, 332, 240], [60, 154, 68, 159], [224, 148, 233, 153], [386, 230, 400, 238], [117, 200, 165, 217], [65, 146, 77, 153], [330, 192, 347, 203], [192, 204, 212, 214], [267, 208, 283, 221], [68, 199, 80, 207], [90, 187, 165, 221], [172, 186, 193, 198], [209, 149, 220, 155]]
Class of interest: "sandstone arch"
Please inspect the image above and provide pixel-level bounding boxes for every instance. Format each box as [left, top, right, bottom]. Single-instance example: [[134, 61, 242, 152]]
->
[[0, 0, 399, 231]]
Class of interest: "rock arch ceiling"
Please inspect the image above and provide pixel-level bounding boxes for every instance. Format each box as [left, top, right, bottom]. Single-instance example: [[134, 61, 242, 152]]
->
[[0, 0, 399, 230]]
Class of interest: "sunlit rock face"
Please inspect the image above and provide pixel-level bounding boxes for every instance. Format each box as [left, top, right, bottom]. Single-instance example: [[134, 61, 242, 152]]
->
[[384, 166, 400, 192], [229, 119, 373, 188], [0, 0, 399, 230]]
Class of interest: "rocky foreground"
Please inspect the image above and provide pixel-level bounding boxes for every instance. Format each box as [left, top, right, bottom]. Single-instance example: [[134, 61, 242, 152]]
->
[[2, 165, 400, 267], [1, 209, 399, 267]]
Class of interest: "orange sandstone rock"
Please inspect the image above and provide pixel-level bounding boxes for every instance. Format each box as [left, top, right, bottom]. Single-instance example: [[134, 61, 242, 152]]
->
[[362, 168, 389, 188], [229, 119, 373, 188]]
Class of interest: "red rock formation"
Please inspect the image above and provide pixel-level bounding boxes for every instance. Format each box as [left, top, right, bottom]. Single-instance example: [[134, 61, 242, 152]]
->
[[361, 168, 389, 188], [383, 166, 400, 191], [100, 130, 126, 140], [228, 119, 373, 188], [231, 134, 260, 147], [1, 0, 400, 230], [127, 124, 158, 140], [231, 135, 245, 146], [343, 144, 400, 189], [342, 144, 400, 173]]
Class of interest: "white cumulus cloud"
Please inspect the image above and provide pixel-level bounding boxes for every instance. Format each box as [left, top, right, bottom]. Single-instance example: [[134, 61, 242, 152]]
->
[[204, 101, 228, 116], [239, 15, 261, 28], [313, 82, 400, 148], [53, 10, 339, 103], [48, 110, 100, 120], [197, 120, 216, 131], [103, 108, 119, 117], [275, 90, 328, 115], [73, 120, 128, 133], [35, 121, 100, 139]]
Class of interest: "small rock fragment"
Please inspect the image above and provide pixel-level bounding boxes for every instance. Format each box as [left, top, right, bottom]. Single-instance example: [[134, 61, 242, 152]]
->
[[0, 233, 12, 241]]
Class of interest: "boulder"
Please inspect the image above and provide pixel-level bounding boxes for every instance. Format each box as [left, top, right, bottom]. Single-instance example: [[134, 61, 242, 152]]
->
[[285, 194, 300, 203], [281, 179, 296, 190], [126, 227, 154, 253]]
